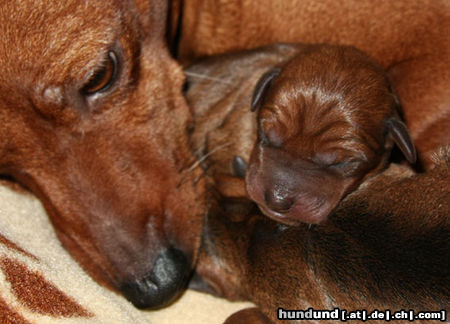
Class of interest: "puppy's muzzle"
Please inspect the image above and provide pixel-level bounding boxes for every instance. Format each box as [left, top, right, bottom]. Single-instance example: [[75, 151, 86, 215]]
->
[[264, 188, 294, 213], [120, 247, 190, 309]]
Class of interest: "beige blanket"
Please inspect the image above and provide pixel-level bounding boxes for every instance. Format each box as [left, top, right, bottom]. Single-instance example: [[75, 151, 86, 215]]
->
[[0, 184, 252, 323]]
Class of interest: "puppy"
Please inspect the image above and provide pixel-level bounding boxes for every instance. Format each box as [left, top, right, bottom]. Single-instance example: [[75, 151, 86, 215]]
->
[[196, 148, 450, 323], [0, 0, 206, 309], [174, 0, 450, 169], [246, 44, 415, 225], [186, 45, 449, 321], [186, 43, 415, 225]]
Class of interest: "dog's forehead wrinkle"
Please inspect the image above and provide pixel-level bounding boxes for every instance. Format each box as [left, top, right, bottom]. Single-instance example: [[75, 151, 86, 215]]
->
[[349, 125, 383, 156], [274, 86, 354, 140], [307, 115, 352, 138], [316, 134, 369, 156]]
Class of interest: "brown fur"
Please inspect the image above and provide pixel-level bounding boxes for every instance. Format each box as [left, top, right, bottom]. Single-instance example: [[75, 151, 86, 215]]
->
[[174, 0, 450, 169], [186, 43, 415, 225], [0, 0, 206, 309], [224, 307, 273, 324], [186, 45, 449, 322], [186, 44, 299, 197], [246, 44, 417, 225], [194, 151, 450, 323]]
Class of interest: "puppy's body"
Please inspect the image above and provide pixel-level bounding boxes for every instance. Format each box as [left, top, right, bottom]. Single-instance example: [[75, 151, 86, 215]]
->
[[187, 43, 414, 224], [0, 0, 205, 308], [175, 0, 450, 169], [196, 151, 450, 323]]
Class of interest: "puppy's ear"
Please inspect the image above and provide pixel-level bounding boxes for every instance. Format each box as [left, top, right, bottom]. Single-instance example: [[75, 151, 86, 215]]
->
[[386, 118, 417, 164], [251, 68, 281, 112]]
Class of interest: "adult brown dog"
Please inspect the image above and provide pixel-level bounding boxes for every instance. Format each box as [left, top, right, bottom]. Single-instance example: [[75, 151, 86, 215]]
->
[[0, 0, 206, 309], [186, 43, 415, 225], [172, 0, 450, 169]]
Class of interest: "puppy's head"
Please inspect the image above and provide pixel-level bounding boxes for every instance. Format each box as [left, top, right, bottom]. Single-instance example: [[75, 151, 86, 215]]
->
[[0, 0, 206, 308], [246, 44, 415, 225]]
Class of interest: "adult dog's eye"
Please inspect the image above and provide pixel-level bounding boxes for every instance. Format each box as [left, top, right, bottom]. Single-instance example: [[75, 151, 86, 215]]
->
[[82, 51, 118, 95]]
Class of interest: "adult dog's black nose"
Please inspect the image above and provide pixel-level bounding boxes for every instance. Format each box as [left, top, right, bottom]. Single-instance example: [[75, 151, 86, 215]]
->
[[120, 247, 190, 309]]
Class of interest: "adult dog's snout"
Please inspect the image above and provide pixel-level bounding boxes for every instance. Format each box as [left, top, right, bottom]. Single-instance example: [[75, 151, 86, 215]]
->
[[120, 247, 191, 309]]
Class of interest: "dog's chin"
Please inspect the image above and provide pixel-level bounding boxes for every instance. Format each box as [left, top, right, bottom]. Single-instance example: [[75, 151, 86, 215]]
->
[[257, 204, 303, 226], [258, 201, 335, 226]]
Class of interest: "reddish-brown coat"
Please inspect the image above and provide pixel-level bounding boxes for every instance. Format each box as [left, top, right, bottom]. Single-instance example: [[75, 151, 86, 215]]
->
[[175, 0, 450, 168], [0, 0, 206, 300]]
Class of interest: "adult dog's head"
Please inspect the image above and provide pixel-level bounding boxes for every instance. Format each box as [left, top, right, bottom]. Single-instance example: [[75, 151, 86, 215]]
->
[[0, 0, 206, 308]]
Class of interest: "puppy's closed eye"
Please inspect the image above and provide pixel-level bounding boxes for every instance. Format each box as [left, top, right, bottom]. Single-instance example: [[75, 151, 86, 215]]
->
[[81, 51, 118, 96], [314, 152, 364, 176], [328, 159, 362, 176]]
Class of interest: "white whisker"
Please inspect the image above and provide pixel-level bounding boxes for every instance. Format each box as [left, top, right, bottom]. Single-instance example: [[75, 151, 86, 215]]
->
[[184, 71, 233, 85], [186, 142, 234, 173]]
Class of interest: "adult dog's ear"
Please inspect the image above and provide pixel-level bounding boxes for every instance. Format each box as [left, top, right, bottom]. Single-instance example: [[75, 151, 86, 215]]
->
[[386, 117, 417, 164], [251, 68, 281, 112]]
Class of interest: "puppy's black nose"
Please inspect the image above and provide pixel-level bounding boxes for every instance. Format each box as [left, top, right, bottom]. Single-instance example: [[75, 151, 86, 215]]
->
[[264, 189, 294, 213], [120, 247, 190, 309]]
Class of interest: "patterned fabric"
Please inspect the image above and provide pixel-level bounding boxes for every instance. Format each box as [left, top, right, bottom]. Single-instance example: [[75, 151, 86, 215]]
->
[[0, 183, 251, 324]]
